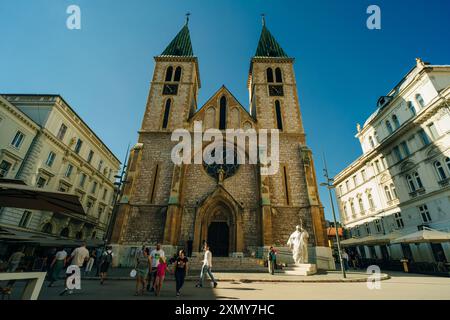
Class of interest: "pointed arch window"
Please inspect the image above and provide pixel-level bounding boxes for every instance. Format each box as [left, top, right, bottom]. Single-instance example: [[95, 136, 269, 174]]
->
[[266, 68, 274, 83], [275, 67, 283, 83], [219, 96, 227, 130], [165, 66, 173, 82], [174, 67, 182, 82], [275, 100, 283, 131], [162, 99, 171, 129]]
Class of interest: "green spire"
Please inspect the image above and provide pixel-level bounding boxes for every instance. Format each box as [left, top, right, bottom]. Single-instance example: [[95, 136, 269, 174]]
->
[[255, 21, 288, 58], [161, 21, 194, 57]]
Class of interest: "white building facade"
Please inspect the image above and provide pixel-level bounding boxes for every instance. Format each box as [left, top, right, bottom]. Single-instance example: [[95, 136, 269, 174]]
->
[[0, 94, 120, 242], [334, 59, 450, 266]]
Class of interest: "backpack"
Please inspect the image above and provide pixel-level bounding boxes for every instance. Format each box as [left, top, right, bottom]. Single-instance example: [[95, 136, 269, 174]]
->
[[103, 252, 113, 264]]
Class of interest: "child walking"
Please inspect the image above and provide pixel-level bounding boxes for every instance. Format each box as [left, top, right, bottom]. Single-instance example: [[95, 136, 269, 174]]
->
[[154, 256, 169, 296]]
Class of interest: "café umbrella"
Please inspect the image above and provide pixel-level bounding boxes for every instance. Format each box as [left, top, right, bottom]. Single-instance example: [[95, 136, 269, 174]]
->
[[391, 227, 450, 244], [0, 182, 85, 216]]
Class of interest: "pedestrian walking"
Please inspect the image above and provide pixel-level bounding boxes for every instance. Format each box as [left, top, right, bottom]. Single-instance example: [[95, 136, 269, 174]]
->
[[85, 249, 96, 275], [48, 248, 67, 287], [267, 246, 277, 275], [99, 246, 114, 285], [174, 250, 189, 297], [196, 244, 217, 288], [134, 247, 151, 296], [6, 247, 25, 272], [154, 256, 169, 296], [147, 244, 165, 292], [341, 250, 349, 271], [60, 242, 89, 296], [95, 247, 104, 276]]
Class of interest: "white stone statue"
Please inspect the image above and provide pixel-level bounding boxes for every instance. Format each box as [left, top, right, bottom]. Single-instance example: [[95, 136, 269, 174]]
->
[[287, 225, 309, 265]]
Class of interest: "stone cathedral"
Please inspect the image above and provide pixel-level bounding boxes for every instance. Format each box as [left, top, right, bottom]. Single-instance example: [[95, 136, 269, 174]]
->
[[111, 19, 332, 266]]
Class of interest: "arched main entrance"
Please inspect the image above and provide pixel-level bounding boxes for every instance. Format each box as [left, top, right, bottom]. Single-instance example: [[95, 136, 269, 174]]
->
[[208, 222, 229, 257], [193, 186, 244, 256]]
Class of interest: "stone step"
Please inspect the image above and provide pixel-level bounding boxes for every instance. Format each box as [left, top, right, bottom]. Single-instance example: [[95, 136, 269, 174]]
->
[[184, 257, 268, 271]]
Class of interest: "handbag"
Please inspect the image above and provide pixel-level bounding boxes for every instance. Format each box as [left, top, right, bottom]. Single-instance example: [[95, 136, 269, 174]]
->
[[130, 269, 137, 278]]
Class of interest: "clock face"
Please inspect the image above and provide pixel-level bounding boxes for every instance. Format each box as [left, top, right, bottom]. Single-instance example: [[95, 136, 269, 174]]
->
[[163, 84, 178, 95], [268, 85, 284, 96], [203, 145, 240, 180]]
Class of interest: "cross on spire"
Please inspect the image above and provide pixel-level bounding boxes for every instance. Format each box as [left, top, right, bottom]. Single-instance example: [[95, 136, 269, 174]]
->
[[261, 13, 266, 26], [185, 12, 191, 25]]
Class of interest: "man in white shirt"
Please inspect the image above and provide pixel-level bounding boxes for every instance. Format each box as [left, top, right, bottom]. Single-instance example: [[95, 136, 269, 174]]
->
[[196, 244, 218, 288], [60, 242, 89, 296], [147, 243, 165, 292]]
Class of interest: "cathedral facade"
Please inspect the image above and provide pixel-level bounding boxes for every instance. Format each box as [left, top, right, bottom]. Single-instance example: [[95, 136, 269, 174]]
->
[[111, 19, 330, 264]]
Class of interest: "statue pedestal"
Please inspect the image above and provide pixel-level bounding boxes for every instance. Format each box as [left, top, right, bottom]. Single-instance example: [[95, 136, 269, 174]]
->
[[284, 263, 317, 276]]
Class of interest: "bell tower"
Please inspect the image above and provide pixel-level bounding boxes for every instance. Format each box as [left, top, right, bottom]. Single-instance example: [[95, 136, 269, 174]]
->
[[141, 17, 200, 132], [248, 18, 305, 141]]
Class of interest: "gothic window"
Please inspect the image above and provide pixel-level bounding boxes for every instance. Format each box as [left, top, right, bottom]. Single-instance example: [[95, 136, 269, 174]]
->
[[203, 145, 240, 180], [219, 96, 227, 130], [174, 66, 182, 82], [165, 66, 173, 81], [266, 68, 274, 83], [275, 67, 283, 83], [150, 164, 159, 203], [434, 161, 447, 181], [205, 107, 216, 129], [162, 99, 171, 129], [275, 100, 283, 131], [283, 166, 290, 205]]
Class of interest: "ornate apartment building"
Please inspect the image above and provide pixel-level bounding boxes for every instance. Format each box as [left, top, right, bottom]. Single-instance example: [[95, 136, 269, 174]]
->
[[0, 94, 120, 243], [334, 58, 450, 263]]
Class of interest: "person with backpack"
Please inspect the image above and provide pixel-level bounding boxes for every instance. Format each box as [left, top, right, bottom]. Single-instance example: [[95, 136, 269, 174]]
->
[[99, 246, 114, 285]]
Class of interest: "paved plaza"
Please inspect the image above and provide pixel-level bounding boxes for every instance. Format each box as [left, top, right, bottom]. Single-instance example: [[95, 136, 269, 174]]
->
[[5, 271, 450, 300]]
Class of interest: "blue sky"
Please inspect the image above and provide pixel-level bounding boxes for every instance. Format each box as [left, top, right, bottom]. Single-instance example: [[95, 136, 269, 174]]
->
[[1, 0, 450, 221]]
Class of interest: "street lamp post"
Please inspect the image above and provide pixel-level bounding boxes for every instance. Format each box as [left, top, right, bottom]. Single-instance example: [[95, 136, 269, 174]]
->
[[320, 155, 347, 279]]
